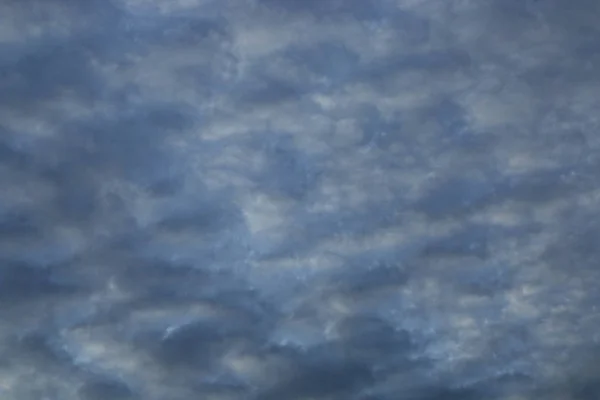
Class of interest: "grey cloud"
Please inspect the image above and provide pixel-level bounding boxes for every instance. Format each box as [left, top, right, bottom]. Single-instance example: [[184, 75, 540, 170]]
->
[[258, 0, 386, 21], [0, 41, 100, 108], [1, 0, 600, 399]]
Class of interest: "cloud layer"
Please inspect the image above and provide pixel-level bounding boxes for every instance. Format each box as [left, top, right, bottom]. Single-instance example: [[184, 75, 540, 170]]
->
[[1, 0, 600, 399]]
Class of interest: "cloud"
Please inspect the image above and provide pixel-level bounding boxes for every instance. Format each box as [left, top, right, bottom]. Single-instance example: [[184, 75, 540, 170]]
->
[[1, 0, 599, 399]]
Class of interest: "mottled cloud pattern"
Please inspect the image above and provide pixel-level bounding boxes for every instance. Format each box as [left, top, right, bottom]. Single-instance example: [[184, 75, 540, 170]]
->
[[1, 0, 600, 399]]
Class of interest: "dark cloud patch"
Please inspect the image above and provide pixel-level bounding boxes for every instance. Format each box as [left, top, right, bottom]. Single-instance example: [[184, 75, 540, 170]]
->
[[332, 258, 409, 296], [196, 373, 249, 395], [258, 0, 386, 21], [2, 0, 125, 29], [136, 15, 230, 48], [486, 323, 533, 363], [388, 9, 431, 45], [457, 263, 514, 297], [356, 104, 404, 149], [415, 385, 483, 400], [2, 102, 193, 230], [421, 224, 491, 259], [236, 73, 305, 108], [114, 259, 220, 300], [414, 175, 500, 219], [149, 319, 244, 368], [14, 329, 75, 369], [422, 98, 498, 155], [113, 259, 275, 322], [284, 41, 361, 88], [0, 259, 82, 303], [360, 49, 473, 90], [155, 192, 243, 235], [254, 134, 322, 200], [260, 343, 376, 400], [51, 169, 99, 222], [77, 375, 138, 400], [256, 199, 404, 261], [39, 100, 195, 219], [146, 174, 184, 197], [335, 314, 413, 367], [0, 0, 130, 115], [73, 102, 192, 167], [542, 213, 600, 275], [0, 133, 32, 170], [0, 40, 102, 110], [428, 98, 469, 139], [0, 207, 41, 239], [572, 380, 600, 400], [503, 166, 586, 204]]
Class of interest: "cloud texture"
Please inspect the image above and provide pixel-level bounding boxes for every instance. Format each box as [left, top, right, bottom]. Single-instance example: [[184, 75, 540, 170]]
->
[[1, 0, 600, 399]]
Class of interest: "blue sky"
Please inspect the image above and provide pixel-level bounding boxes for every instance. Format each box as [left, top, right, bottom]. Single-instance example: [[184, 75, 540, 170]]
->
[[1, 0, 600, 399]]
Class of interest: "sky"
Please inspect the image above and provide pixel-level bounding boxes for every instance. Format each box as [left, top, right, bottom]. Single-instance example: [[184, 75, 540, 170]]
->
[[1, 0, 600, 399]]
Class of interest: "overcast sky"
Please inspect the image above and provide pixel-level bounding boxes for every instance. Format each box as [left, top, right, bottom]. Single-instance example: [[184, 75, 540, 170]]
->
[[1, 0, 600, 399]]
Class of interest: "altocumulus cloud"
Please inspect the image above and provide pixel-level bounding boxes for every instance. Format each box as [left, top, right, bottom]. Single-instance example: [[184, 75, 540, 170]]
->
[[1, 0, 600, 399]]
